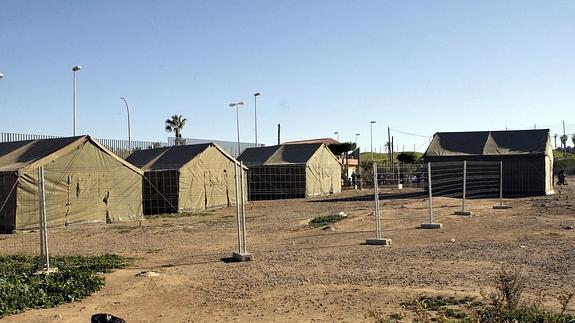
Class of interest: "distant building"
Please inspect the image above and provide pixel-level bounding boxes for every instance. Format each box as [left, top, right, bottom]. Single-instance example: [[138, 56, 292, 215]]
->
[[169, 137, 264, 157], [423, 129, 554, 196]]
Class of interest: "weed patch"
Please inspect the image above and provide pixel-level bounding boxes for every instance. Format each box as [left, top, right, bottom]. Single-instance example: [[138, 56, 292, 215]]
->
[[309, 213, 346, 228], [377, 267, 575, 323], [0, 254, 130, 318]]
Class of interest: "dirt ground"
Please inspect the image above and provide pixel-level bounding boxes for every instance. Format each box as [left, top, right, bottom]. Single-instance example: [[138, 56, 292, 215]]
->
[[1, 185, 574, 322]]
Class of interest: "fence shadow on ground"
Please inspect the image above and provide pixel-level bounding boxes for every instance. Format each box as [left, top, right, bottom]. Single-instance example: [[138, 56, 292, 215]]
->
[[308, 190, 427, 203]]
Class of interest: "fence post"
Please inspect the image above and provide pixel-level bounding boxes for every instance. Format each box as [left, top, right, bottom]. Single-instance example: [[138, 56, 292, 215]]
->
[[421, 162, 442, 229], [493, 161, 512, 209], [397, 163, 402, 189], [233, 163, 243, 254], [239, 161, 248, 254], [366, 163, 391, 245], [454, 160, 473, 216], [232, 162, 252, 261], [463, 160, 466, 211], [37, 166, 52, 272], [374, 163, 381, 239]]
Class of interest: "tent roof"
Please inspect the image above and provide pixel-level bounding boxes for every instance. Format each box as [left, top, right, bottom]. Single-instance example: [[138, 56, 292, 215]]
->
[[238, 143, 339, 166], [0, 135, 143, 174], [424, 129, 551, 157], [126, 143, 245, 171]]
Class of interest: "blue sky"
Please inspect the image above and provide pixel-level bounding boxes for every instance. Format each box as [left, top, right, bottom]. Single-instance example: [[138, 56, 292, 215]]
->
[[1, 1, 574, 151]]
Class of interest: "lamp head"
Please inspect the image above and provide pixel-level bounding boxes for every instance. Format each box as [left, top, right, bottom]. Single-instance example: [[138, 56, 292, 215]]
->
[[254, 92, 262, 97], [72, 66, 82, 72]]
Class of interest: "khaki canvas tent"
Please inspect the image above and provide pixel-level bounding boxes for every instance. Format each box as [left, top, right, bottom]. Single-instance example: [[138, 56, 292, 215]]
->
[[126, 143, 247, 215], [423, 129, 554, 196], [0, 136, 143, 233], [238, 143, 342, 200]]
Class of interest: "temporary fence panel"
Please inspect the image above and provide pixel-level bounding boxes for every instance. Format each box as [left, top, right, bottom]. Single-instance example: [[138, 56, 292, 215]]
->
[[1, 157, 556, 268]]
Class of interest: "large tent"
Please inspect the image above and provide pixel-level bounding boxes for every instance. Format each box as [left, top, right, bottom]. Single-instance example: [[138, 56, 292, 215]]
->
[[0, 136, 143, 233], [423, 129, 554, 196], [238, 143, 342, 200], [126, 143, 247, 215]]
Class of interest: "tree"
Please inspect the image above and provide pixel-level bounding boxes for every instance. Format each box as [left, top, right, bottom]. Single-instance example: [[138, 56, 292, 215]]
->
[[165, 115, 187, 145], [560, 134, 568, 148], [572, 134, 575, 148], [397, 152, 417, 164], [328, 142, 355, 156]]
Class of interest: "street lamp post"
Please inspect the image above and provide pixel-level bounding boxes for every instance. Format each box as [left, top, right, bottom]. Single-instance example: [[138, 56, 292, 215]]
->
[[370, 121, 376, 161], [334, 131, 339, 142], [120, 97, 132, 151], [72, 66, 82, 136], [229, 101, 246, 157], [254, 92, 262, 147]]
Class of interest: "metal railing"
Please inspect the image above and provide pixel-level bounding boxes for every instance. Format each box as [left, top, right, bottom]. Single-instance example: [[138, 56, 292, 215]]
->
[[0, 132, 264, 159]]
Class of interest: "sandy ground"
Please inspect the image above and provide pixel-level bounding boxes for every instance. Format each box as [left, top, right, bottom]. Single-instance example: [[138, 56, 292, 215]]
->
[[1, 185, 574, 322]]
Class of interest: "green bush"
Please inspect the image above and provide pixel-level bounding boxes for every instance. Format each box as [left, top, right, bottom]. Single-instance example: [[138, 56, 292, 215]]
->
[[309, 214, 346, 227], [0, 254, 130, 318], [382, 267, 575, 323], [397, 152, 418, 164], [555, 158, 575, 175], [477, 304, 575, 323]]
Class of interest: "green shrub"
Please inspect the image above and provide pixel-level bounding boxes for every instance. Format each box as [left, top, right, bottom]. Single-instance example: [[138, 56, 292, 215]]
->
[[309, 213, 346, 227], [477, 303, 575, 323], [555, 158, 575, 175], [0, 254, 130, 318], [382, 267, 575, 323]]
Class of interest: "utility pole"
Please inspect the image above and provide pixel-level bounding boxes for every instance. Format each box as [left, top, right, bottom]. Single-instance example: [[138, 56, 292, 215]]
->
[[563, 120, 567, 158], [387, 127, 391, 166], [391, 136, 395, 171]]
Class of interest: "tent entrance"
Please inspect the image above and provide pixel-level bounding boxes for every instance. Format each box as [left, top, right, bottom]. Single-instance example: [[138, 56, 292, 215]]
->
[[143, 170, 179, 215], [0, 171, 18, 233], [247, 166, 306, 200]]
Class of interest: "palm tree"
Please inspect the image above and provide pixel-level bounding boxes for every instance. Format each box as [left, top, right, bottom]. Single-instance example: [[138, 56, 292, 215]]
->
[[560, 134, 568, 148], [165, 115, 187, 145]]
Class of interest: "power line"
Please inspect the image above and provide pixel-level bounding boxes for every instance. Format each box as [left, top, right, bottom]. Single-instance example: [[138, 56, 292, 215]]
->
[[389, 128, 431, 139]]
